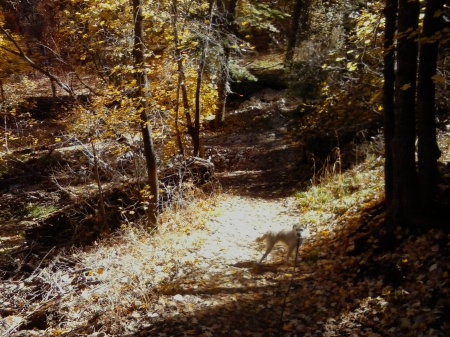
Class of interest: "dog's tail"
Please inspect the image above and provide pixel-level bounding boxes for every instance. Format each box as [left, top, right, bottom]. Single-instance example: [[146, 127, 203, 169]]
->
[[255, 233, 267, 242]]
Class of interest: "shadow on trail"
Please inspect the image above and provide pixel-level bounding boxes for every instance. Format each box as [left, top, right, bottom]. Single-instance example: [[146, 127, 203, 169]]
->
[[203, 92, 376, 200], [121, 202, 450, 337], [217, 163, 311, 199], [123, 211, 388, 337], [203, 99, 313, 199]]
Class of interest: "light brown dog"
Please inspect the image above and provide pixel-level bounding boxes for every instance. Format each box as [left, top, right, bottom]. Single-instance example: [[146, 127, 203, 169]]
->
[[256, 225, 304, 264]]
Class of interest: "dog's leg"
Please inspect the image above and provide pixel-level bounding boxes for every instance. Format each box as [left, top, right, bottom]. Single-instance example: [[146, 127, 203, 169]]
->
[[286, 236, 303, 263], [259, 240, 276, 264], [286, 243, 296, 262]]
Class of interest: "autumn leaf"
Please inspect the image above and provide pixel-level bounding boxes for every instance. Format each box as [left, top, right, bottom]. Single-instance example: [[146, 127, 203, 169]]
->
[[432, 74, 446, 85], [400, 83, 412, 90]]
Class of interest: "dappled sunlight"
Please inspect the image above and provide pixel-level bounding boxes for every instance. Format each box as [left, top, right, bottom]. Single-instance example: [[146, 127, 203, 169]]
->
[[0, 0, 449, 333], [2, 150, 449, 336]]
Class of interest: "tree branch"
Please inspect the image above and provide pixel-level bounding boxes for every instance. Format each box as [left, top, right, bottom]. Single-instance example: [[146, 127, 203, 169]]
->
[[0, 26, 75, 96]]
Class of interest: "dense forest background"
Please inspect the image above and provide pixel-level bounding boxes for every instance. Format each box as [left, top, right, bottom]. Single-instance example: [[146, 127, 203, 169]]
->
[[1, 0, 450, 336]]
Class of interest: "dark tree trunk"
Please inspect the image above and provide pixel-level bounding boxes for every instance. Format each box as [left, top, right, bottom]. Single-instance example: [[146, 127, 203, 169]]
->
[[175, 80, 185, 156], [91, 142, 108, 231], [214, 45, 230, 128], [171, 0, 195, 155], [390, 0, 420, 224], [194, 45, 205, 157], [214, 0, 237, 128], [133, 0, 159, 226], [417, 0, 443, 211], [285, 0, 303, 66], [383, 0, 397, 207], [194, 0, 214, 156], [0, 79, 5, 104], [50, 79, 57, 98]]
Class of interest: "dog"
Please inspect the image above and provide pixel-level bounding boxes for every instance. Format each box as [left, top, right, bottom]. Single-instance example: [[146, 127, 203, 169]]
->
[[256, 225, 305, 264]]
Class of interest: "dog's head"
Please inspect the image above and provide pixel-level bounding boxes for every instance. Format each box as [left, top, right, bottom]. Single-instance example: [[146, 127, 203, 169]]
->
[[292, 224, 307, 231], [293, 224, 306, 239]]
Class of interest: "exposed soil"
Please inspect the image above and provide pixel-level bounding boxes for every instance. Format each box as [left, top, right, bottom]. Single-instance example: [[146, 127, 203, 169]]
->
[[131, 195, 309, 337], [204, 89, 311, 197]]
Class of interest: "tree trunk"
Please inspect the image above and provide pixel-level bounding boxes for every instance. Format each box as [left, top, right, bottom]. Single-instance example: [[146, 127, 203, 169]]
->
[[417, 0, 443, 211], [391, 0, 420, 224], [133, 0, 159, 226], [0, 79, 5, 104], [214, 0, 237, 128], [171, 0, 195, 154], [194, 0, 214, 156], [174, 78, 185, 156], [383, 0, 397, 208], [91, 141, 108, 232], [194, 46, 205, 157], [214, 45, 230, 128], [285, 0, 303, 66]]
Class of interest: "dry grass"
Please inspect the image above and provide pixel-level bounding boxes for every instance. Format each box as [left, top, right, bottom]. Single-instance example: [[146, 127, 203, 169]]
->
[[1, 186, 221, 336], [295, 141, 385, 232]]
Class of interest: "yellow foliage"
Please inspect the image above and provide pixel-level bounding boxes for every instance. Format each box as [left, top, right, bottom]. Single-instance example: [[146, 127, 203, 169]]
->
[[311, 1, 386, 124]]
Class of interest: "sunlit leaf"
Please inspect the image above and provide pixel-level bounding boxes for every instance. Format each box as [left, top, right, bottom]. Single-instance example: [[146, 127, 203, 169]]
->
[[400, 83, 412, 90], [432, 74, 446, 85], [346, 62, 357, 71]]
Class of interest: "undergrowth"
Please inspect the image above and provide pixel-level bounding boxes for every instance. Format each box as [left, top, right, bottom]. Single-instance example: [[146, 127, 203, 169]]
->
[[1, 187, 220, 335], [21, 203, 58, 219], [296, 143, 385, 230], [56, 141, 384, 333], [5, 134, 448, 336]]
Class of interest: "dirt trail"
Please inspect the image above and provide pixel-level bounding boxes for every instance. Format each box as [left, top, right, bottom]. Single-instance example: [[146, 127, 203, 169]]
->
[[135, 92, 313, 336], [196, 90, 310, 265], [136, 196, 309, 337], [191, 89, 309, 269], [1, 90, 313, 336], [198, 195, 302, 264], [203, 88, 308, 198]]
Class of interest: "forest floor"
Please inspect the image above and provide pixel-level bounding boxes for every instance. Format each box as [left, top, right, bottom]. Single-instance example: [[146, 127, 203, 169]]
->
[[1, 88, 450, 337]]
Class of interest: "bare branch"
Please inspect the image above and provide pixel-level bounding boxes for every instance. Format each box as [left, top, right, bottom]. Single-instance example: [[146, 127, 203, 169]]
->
[[0, 26, 75, 96]]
